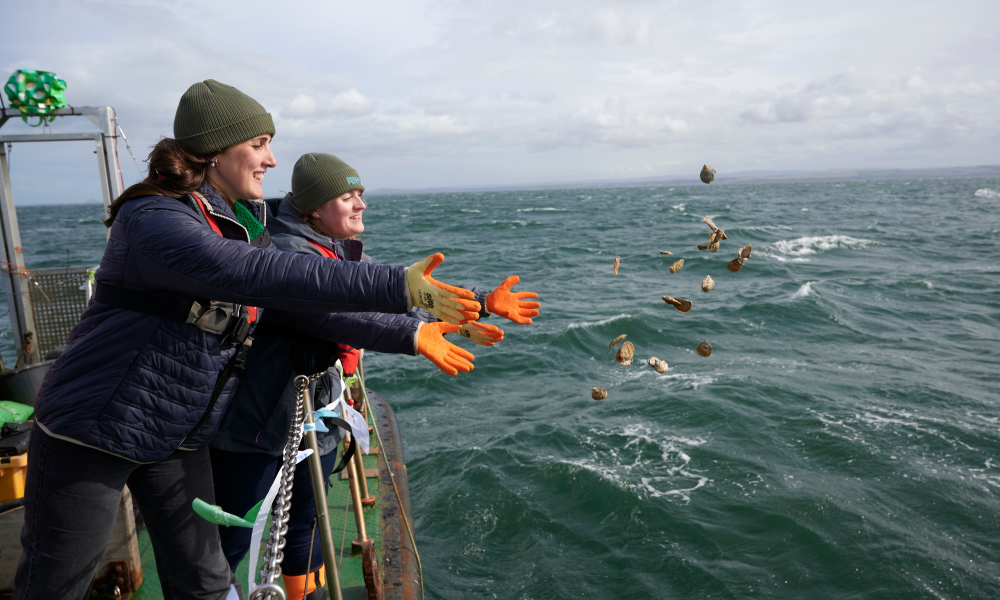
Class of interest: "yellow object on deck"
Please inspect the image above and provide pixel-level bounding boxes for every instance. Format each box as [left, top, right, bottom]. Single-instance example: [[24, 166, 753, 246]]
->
[[0, 454, 28, 502]]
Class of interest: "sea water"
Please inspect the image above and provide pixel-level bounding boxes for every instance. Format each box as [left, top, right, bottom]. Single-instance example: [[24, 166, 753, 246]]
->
[[4, 178, 999, 599]]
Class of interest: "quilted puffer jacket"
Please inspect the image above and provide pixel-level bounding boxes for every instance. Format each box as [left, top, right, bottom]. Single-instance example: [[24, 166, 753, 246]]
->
[[34, 184, 410, 463]]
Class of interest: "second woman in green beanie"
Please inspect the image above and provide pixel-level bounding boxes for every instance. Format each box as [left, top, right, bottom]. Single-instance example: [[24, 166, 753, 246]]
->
[[209, 153, 542, 598], [16, 81, 483, 599]]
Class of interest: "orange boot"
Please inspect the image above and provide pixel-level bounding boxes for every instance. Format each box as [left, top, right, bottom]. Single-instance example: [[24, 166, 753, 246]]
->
[[282, 565, 326, 600]]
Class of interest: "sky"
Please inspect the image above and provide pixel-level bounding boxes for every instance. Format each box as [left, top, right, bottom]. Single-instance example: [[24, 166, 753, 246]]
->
[[1, 0, 998, 204]]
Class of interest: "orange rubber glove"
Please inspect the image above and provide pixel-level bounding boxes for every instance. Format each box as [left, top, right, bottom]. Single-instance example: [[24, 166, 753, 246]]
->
[[406, 254, 481, 325], [457, 322, 505, 346], [485, 276, 540, 324], [417, 322, 475, 375]]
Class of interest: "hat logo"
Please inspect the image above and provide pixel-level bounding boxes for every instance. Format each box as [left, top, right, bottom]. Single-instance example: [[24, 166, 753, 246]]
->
[[346, 176, 361, 185]]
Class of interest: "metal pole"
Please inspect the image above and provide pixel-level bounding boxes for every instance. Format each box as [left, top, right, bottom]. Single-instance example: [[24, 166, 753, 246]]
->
[[345, 432, 370, 551], [301, 383, 344, 600], [352, 428, 374, 505]]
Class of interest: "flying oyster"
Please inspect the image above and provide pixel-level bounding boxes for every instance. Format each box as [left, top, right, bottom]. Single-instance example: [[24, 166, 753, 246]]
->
[[696, 341, 713, 357], [616, 341, 635, 366], [662, 295, 693, 313], [727, 244, 752, 272], [701, 275, 714, 292], [700, 164, 716, 184], [592, 387, 608, 400], [613, 256, 620, 276], [609, 334, 627, 348], [660, 250, 673, 255], [669, 259, 684, 273], [647, 357, 669, 373], [701, 217, 728, 252]]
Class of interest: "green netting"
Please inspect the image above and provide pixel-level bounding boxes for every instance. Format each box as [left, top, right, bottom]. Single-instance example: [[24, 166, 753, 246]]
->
[[4, 69, 68, 127]]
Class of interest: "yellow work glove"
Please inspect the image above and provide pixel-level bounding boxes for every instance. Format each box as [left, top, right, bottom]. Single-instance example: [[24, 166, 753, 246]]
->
[[456, 322, 505, 346], [485, 276, 540, 324], [406, 253, 482, 325], [417, 322, 475, 375]]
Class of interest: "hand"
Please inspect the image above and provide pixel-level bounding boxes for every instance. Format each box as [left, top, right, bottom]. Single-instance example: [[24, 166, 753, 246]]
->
[[417, 322, 475, 375], [456, 322, 504, 346], [485, 276, 540, 324], [406, 254, 481, 325]]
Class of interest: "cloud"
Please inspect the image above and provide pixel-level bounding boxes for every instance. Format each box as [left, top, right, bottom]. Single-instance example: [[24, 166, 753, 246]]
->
[[1, 0, 999, 198]]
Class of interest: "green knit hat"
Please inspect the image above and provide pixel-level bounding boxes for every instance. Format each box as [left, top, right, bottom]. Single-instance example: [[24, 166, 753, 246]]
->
[[173, 79, 275, 156], [290, 153, 365, 213]]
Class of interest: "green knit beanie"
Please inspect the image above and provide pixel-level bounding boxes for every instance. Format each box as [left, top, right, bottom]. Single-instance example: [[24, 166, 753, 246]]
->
[[290, 153, 365, 213], [173, 79, 275, 156]]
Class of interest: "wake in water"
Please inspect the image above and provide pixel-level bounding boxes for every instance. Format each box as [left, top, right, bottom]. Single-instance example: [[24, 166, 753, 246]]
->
[[974, 188, 1000, 199]]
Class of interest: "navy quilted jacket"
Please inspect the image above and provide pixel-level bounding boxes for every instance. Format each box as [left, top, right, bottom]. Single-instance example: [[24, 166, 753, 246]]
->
[[34, 185, 410, 463], [211, 195, 429, 456]]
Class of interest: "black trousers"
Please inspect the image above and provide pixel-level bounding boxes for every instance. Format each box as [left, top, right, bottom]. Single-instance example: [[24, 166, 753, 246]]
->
[[14, 427, 239, 600], [211, 447, 337, 576]]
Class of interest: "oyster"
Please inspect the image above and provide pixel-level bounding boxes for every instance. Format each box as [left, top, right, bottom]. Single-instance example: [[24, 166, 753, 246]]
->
[[696, 341, 713, 357], [703, 217, 728, 240], [616, 341, 635, 366], [700, 164, 716, 184], [609, 334, 627, 348], [613, 256, 620, 276], [660, 250, 673, 255], [647, 357, 669, 373], [701, 275, 715, 292], [698, 244, 708, 251], [592, 387, 608, 400], [726, 245, 752, 272], [669, 259, 684, 273], [661, 295, 693, 313]]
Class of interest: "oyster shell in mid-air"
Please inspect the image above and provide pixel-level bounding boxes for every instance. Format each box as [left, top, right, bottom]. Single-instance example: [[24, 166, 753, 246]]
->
[[647, 357, 669, 373], [660, 250, 673, 255], [613, 256, 620, 275], [669, 259, 684, 273], [609, 334, 627, 348], [592, 387, 608, 400], [696, 341, 713, 357], [701, 275, 715, 292], [616, 341, 635, 366], [662, 295, 693, 313], [700, 164, 716, 184], [727, 244, 752, 272]]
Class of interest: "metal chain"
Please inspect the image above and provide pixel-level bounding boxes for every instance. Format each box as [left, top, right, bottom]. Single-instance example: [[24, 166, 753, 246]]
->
[[251, 374, 317, 600]]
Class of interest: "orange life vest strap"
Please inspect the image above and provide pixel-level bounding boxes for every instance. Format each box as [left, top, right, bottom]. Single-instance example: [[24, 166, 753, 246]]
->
[[194, 195, 257, 322], [307, 240, 338, 259]]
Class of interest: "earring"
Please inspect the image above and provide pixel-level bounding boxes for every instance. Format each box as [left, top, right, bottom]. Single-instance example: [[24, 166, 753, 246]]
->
[[210, 160, 218, 167]]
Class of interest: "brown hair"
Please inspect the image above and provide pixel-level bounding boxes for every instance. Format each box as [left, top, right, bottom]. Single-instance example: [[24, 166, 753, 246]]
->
[[104, 138, 230, 227]]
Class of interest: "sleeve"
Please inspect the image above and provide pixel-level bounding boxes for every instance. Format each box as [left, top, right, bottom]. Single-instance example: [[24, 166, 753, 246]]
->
[[116, 199, 409, 314], [263, 310, 420, 356]]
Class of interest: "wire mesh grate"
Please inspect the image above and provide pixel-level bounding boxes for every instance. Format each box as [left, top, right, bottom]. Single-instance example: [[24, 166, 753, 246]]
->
[[25, 266, 92, 359]]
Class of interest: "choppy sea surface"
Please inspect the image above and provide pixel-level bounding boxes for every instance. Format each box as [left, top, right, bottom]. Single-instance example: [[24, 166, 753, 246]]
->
[[4, 179, 1000, 599]]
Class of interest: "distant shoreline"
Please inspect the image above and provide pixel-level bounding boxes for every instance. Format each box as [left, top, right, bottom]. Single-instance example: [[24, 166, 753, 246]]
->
[[367, 165, 1000, 196], [16, 165, 1000, 205]]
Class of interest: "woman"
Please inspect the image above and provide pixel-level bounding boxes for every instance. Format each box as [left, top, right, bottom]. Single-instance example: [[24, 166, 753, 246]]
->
[[210, 153, 541, 599], [14, 81, 481, 599]]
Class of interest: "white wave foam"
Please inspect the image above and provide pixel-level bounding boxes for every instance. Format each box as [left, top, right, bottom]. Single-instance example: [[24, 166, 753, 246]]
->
[[566, 424, 710, 503], [767, 235, 877, 258], [791, 281, 816, 299], [516, 207, 567, 212], [974, 188, 1000, 199], [566, 314, 630, 331], [671, 203, 686, 210], [458, 208, 480, 213], [490, 220, 528, 227], [658, 372, 717, 389]]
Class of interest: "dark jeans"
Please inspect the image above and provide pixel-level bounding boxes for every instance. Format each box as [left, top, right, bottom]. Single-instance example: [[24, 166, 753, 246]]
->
[[210, 447, 337, 575], [14, 428, 238, 600]]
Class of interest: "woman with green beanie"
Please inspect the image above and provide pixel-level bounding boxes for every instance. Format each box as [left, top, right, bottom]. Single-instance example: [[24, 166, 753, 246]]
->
[[15, 81, 480, 599], [209, 153, 542, 599]]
